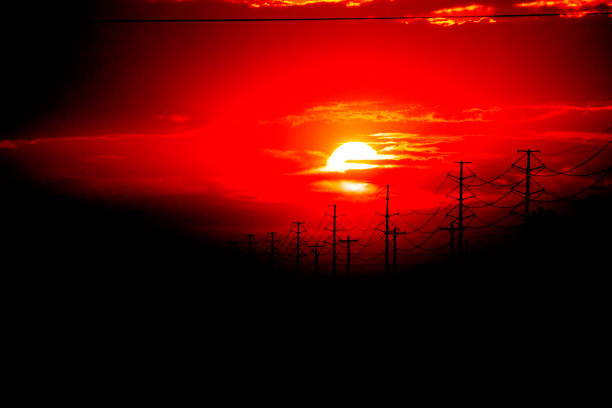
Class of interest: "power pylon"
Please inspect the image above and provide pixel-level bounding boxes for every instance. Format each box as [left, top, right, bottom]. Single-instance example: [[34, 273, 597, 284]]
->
[[339, 235, 358, 279], [390, 227, 406, 276], [267, 232, 280, 271], [385, 185, 390, 276], [514, 149, 544, 226], [377, 185, 398, 277], [308, 242, 324, 278], [327, 204, 338, 278], [246, 234, 255, 255], [440, 222, 457, 264], [448, 161, 474, 259], [292, 221, 305, 279]]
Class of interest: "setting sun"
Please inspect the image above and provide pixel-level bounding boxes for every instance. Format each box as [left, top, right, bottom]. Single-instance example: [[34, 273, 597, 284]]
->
[[325, 142, 379, 172]]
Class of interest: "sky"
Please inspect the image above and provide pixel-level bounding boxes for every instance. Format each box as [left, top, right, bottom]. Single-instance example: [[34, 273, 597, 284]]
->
[[1, 0, 611, 259]]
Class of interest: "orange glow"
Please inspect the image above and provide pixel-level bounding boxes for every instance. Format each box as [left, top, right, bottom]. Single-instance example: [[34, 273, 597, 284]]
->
[[516, 0, 611, 8], [433, 4, 495, 14], [419, 4, 497, 26], [426, 16, 496, 26], [4, 0, 612, 248], [312, 180, 376, 194], [515, 0, 612, 17]]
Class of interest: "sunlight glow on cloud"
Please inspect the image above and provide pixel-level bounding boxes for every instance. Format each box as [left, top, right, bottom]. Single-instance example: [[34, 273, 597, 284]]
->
[[275, 102, 487, 126], [367, 132, 461, 162], [312, 179, 376, 194], [515, 0, 612, 17], [403, 4, 497, 27], [433, 4, 494, 14], [226, 0, 374, 8], [281, 102, 412, 126], [425, 16, 496, 26]]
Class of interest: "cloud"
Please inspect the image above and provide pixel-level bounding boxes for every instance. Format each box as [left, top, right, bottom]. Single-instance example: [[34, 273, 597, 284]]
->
[[225, 0, 375, 7], [366, 132, 461, 162], [466, 102, 612, 122], [433, 4, 495, 15], [270, 101, 612, 128], [519, 103, 612, 120], [262, 148, 302, 161], [155, 113, 192, 123], [515, 0, 612, 17], [311, 179, 377, 195], [401, 4, 497, 27], [3, 128, 200, 149], [299, 133, 460, 175], [275, 101, 487, 126], [0, 139, 18, 149], [280, 102, 414, 126]]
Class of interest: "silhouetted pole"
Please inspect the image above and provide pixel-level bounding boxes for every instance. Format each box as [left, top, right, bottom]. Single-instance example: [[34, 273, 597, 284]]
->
[[440, 222, 456, 264], [516, 149, 542, 226], [451, 161, 472, 260], [246, 234, 255, 255], [390, 228, 407, 275], [293, 221, 305, 279], [328, 204, 337, 278], [308, 243, 322, 278], [340, 235, 358, 279], [385, 185, 390, 277], [268, 232, 280, 272]]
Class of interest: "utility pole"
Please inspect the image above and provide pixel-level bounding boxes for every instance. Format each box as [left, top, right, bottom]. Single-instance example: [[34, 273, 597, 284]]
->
[[308, 243, 323, 278], [385, 185, 390, 277], [377, 185, 399, 277], [293, 221, 305, 279], [339, 235, 358, 279], [246, 234, 255, 255], [328, 204, 338, 278], [515, 149, 543, 226], [268, 232, 280, 272], [449, 161, 473, 260], [440, 222, 456, 264], [390, 228, 407, 276]]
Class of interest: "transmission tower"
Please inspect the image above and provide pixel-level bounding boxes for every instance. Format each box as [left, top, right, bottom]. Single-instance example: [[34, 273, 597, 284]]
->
[[292, 221, 305, 279], [327, 204, 338, 278], [378, 185, 398, 277], [246, 234, 255, 255], [514, 149, 544, 226], [267, 232, 280, 272], [448, 161, 474, 259], [308, 242, 324, 278], [339, 235, 358, 279]]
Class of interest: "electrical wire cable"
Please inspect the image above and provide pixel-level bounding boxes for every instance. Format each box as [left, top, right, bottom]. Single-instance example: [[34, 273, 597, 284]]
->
[[467, 166, 518, 187], [534, 138, 612, 177], [535, 171, 611, 203], [466, 189, 522, 209]]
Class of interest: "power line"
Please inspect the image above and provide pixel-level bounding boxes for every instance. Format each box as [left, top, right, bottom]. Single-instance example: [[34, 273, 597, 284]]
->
[[535, 171, 611, 203], [91, 12, 612, 24], [536, 139, 612, 177], [539, 126, 612, 156]]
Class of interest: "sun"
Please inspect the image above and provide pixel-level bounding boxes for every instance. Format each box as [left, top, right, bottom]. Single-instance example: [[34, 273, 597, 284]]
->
[[325, 142, 379, 172]]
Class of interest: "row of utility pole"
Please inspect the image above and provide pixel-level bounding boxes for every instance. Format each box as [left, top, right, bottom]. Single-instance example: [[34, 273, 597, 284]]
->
[[439, 150, 542, 263], [248, 149, 542, 276]]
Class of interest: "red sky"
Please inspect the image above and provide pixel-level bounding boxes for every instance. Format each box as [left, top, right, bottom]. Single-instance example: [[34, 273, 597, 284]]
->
[[2, 0, 611, 253]]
